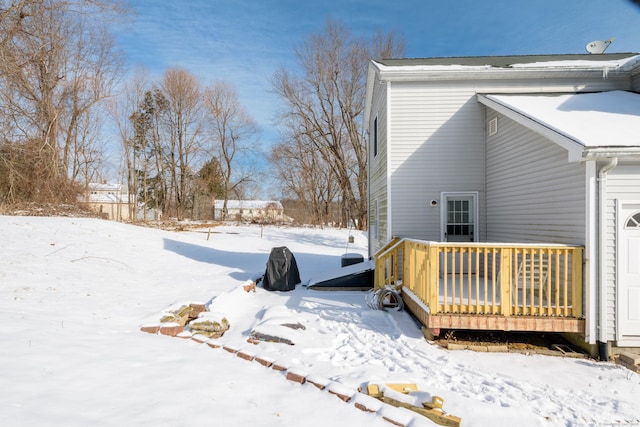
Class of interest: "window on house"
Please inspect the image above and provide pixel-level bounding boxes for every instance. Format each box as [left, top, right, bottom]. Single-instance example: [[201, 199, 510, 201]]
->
[[626, 212, 640, 229], [373, 115, 378, 157]]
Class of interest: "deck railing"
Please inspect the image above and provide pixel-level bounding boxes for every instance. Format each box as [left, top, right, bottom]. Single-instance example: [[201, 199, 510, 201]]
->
[[375, 238, 583, 318]]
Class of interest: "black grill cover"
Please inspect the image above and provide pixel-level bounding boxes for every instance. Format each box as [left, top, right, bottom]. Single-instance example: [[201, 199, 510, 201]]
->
[[262, 246, 301, 291]]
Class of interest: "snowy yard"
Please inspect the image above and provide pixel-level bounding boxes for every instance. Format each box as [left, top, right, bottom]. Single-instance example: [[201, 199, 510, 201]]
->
[[1, 216, 639, 427]]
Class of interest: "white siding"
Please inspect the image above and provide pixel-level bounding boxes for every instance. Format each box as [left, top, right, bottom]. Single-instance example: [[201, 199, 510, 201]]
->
[[485, 110, 585, 244], [388, 83, 485, 241], [369, 77, 389, 256], [603, 164, 640, 341], [384, 76, 625, 243]]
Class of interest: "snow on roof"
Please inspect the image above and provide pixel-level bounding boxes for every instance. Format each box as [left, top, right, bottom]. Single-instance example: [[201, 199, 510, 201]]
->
[[214, 200, 283, 210], [485, 91, 640, 148], [508, 55, 640, 70], [374, 53, 640, 72], [88, 182, 123, 192], [88, 193, 128, 203]]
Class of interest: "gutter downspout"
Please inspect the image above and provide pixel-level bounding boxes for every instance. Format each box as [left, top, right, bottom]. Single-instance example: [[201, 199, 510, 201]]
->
[[386, 81, 393, 245], [597, 157, 618, 361], [585, 161, 597, 345], [367, 126, 372, 260]]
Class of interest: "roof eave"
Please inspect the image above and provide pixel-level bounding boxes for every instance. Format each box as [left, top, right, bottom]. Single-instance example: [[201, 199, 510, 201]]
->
[[583, 148, 640, 160], [375, 65, 628, 82], [363, 61, 380, 126]]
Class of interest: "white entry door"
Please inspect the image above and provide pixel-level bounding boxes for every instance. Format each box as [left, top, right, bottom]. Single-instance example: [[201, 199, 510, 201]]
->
[[441, 192, 477, 242], [617, 202, 640, 345], [441, 192, 478, 275]]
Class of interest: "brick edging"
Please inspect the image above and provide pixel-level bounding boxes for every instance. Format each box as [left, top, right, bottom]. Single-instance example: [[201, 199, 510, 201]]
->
[[141, 302, 427, 427]]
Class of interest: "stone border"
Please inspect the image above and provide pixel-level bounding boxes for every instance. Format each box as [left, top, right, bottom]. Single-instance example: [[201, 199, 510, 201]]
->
[[193, 339, 422, 426], [141, 303, 440, 427]]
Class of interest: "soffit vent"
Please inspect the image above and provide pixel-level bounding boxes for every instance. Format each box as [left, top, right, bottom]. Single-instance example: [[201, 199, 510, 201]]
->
[[488, 117, 498, 136]]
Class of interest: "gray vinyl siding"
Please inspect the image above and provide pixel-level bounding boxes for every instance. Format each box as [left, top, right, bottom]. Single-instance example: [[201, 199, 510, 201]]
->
[[485, 110, 585, 244], [603, 164, 640, 341], [383, 76, 625, 243], [369, 78, 389, 257], [632, 71, 640, 92], [388, 83, 486, 241]]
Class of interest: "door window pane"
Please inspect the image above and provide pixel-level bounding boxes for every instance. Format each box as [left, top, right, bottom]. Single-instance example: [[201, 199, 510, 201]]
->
[[626, 212, 640, 229], [445, 196, 474, 239]]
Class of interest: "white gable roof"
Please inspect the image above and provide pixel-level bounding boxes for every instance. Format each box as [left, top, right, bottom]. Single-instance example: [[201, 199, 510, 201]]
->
[[86, 182, 128, 203], [480, 91, 640, 160], [89, 183, 124, 192], [214, 200, 282, 210], [88, 193, 128, 203]]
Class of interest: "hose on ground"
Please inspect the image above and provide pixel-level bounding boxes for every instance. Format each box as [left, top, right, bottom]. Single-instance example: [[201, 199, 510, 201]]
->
[[365, 288, 404, 311]]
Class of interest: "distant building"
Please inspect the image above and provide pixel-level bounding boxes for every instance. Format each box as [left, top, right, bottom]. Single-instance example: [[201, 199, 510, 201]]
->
[[214, 200, 284, 223], [85, 183, 131, 221]]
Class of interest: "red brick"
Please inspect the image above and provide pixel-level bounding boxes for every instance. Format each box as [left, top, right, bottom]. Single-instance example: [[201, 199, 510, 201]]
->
[[355, 402, 376, 413], [206, 341, 221, 349], [254, 357, 273, 368], [140, 325, 160, 334], [223, 346, 237, 354], [382, 416, 406, 427], [308, 380, 326, 390], [189, 303, 207, 319], [237, 351, 254, 361], [159, 324, 184, 337], [286, 371, 306, 384], [272, 364, 287, 372], [328, 390, 352, 403]]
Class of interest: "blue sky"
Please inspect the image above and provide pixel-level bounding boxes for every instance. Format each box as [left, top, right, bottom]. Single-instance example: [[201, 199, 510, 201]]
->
[[114, 0, 640, 148]]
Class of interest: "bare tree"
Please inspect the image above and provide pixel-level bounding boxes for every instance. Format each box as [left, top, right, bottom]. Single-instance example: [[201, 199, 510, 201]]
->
[[109, 67, 150, 220], [161, 67, 203, 220], [60, 17, 122, 185], [270, 131, 339, 225], [271, 19, 405, 229], [202, 81, 259, 220], [0, 0, 125, 205]]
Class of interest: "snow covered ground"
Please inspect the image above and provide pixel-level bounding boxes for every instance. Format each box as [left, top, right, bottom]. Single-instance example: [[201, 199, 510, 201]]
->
[[1, 216, 639, 427]]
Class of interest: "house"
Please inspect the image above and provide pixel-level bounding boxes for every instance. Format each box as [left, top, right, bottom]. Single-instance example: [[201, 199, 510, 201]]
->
[[85, 183, 131, 221], [213, 200, 285, 223], [364, 53, 640, 356]]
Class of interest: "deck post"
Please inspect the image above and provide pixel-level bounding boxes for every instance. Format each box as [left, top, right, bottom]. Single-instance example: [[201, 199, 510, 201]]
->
[[499, 248, 512, 316], [414, 243, 426, 304], [374, 256, 384, 289], [572, 247, 583, 318], [428, 243, 439, 313]]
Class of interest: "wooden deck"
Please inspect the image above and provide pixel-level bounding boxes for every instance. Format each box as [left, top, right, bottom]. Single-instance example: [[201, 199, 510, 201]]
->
[[375, 238, 584, 336]]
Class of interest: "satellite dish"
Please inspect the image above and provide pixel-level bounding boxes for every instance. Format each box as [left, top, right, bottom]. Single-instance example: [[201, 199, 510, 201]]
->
[[586, 38, 615, 54]]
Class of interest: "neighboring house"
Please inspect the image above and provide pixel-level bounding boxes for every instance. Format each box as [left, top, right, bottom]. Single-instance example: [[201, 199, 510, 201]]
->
[[365, 53, 640, 354], [85, 183, 131, 221], [136, 207, 163, 221], [214, 200, 285, 223]]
